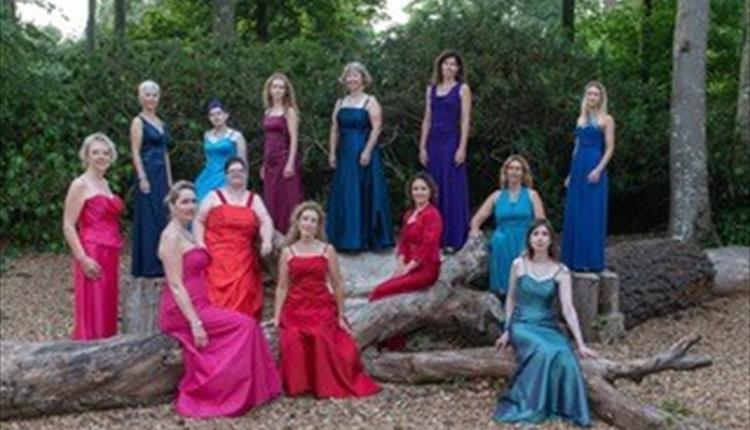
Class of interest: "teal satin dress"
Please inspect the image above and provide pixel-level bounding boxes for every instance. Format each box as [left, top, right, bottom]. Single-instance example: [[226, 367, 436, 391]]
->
[[494, 265, 591, 427], [489, 187, 533, 295]]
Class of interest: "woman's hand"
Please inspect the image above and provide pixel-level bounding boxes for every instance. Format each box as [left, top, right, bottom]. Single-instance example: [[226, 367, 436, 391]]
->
[[338, 316, 351, 334], [259, 164, 265, 181], [564, 176, 570, 188], [587, 168, 602, 184], [419, 148, 429, 167], [454, 148, 466, 165], [283, 163, 295, 178], [271, 315, 280, 328], [495, 331, 510, 352], [191, 321, 208, 348], [80, 255, 102, 279], [139, 177, 151, 194], [577, 344, 599, 359], [469, 228, 482, 238], [260, 240, 273, 258], [359, 149, 371, 166], [328, 153, 337, 169]]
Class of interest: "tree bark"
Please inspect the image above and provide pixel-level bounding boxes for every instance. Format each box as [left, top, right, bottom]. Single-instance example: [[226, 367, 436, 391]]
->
[[562, 0, 575, 41], [213, 0, 236, 46], [86, 0, 97, 55], [668, 0, 714, 243], [737, 0, 750, 149], [114, 0, 126, 48]]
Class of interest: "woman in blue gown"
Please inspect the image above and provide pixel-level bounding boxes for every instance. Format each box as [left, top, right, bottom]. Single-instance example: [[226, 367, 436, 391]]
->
[[495, 219, 598, 427], [130, 80, 172, 278], [194, 99, 247, 203], [469, 155, 545, 297], [561, 81, 615, 272], [326, 62, 394, 251]]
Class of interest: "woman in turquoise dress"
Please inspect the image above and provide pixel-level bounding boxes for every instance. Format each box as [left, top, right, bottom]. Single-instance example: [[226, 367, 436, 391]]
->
[[494, 219, 598, 427], [562, 81, 615, 271], [195, 99, 247, 202], [470, 155, 545, 297], [326, 62, 394, 251]]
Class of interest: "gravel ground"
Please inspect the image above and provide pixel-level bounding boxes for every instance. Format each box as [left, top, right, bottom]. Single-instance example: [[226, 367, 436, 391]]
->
[[1, 253, 748, 429]]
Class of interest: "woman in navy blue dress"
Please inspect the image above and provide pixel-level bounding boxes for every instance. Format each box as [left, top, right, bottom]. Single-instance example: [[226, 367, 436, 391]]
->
[[130, 80, 172, 278], [325, 62, 394, 251], [561, 81, 615, 272]]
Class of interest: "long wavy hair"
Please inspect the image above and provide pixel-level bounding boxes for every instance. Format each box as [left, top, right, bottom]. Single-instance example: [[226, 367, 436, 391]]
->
[[577, 80, 608, 126], [263, 72, 298, 110], [524, 218, 559, 261], [498, 154, 534, 189], [285, 201, 327, 245]]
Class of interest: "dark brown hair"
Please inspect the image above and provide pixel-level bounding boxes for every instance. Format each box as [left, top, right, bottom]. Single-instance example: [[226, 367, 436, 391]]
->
[[432, 50, 465, 84], [525, 218, 559, 261], [405, 172, 439, 208]]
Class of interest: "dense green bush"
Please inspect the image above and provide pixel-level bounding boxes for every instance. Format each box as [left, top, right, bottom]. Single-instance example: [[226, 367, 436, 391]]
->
[[1, 0, 747, 250]]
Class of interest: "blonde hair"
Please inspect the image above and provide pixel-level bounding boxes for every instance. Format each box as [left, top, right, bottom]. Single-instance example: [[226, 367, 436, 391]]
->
[[499, 154, 534, 188], [577, 80, 608, 125], [138, 80, 160, 96], [79, 132, 117, 167], [338, 62, 373, 88], [263, 72, 298, 110], [165, 180, 195, 209], [285, 201, 327, 245]]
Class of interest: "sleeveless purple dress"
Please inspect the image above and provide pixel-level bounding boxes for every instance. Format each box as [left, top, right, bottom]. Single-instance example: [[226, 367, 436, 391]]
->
[[262, 114, 303, 234], [426, 83, 470, 249]]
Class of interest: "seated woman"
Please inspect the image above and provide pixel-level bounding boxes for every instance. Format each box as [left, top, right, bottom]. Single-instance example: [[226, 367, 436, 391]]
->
[[194, 157, 274, 321], [273, 201, 380, 398], [494, 219, 598, 427], [370, 172, 443, 301], [158, 181, 280, 418]]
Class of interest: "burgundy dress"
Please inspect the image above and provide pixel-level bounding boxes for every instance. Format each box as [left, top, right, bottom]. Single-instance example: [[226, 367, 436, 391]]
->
[[72, 195, 123, 340], [262, 114, 303, 233], [159, 248, 281, 417], [279, 247, 380, 398]]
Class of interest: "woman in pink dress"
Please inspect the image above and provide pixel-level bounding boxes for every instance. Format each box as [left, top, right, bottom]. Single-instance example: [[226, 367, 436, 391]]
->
[[260, 72, 303, 233], [272, 201, 379, 398], [63, 133, 123, 340], [158, 181, 281, 418]]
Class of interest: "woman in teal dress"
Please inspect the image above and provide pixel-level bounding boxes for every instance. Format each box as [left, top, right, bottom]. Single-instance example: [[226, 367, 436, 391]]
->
[[494, 219, 598, 427], [470, 155, 545, 297], [325, 62, 393, 251], [195, 99, 247, 202]]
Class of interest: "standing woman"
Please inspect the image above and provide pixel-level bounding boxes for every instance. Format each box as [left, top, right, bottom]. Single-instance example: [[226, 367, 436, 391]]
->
[[469, 155, 545, 297], [194, 99, 247, 203], [158, 181, 281, 418], [273, 201, 380, 398], [494, 219, 597, 426], [63, 133, 123, 340], [561, 81, 615, 272], [260, 72, 303, 233], [194, 157, 274, 321], [326, 62, 394, 251], [370, 173, 443, 301], [130, 80, 172, 279], [419, 50, 472, 251]]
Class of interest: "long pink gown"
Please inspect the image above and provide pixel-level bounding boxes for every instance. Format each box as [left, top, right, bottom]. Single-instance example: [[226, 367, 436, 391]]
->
[[72, 195, 123, 340], [159, 247, 281, 418]]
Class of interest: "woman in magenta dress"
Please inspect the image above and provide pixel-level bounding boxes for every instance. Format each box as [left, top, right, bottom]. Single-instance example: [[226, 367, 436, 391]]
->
[[370, 173, 443, 301], [158, 181, 281, 418], [273, 201, 380, 398], [260, 72, 303, 233], [419, 50, 472, 251], [63, 133, 123, 340]]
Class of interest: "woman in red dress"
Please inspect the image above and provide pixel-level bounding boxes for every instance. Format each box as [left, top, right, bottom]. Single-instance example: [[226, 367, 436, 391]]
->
[[370, 172, 443, 300], [273, 201, 379, 398], [63, 133, 123, 340], [194, 157, 274, 321]]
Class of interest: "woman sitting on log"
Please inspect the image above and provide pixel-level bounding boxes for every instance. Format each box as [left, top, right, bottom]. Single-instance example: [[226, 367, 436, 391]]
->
[[273, 201, 380, 398], [158, 181, 281, 418], [62, 133, 123, 340], [495, 218, 598, 427]]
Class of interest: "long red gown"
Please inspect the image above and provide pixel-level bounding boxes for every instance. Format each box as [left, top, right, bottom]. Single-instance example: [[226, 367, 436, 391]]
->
[[370, 204, 443, 300], [72, 194, 123, 340], [279, 247, 380, 398], [160, 247, 281, 417], [204, 190, 263, 320]]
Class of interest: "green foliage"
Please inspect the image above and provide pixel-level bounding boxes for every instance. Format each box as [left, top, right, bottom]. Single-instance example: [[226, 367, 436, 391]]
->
[[0, 0, 747, 250]]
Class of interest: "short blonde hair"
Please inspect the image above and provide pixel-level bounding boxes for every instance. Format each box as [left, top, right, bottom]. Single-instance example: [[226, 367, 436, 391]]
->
[[138, 80, 160, 96], [263, 72, 298, 110], [285, 201, 327, 245], [338, 62, 373, 88], [499, 154, 534, 188], [79, 132, 117, 167]]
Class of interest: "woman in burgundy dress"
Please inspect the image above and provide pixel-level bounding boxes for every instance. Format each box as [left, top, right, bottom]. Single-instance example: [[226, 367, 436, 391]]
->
[[63, 133, 123, 340], [260, 72, 303, 233], [273, 201, 379, 398], [419, 50, 472, 251]]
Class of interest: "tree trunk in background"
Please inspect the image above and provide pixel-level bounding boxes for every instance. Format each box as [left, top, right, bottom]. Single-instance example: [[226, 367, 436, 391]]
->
[[255, 0, 270, 42], [640, 0, 653, 83], [562, 0, 575, 41], [114, 0, 127, 48], [86, 0, 97, 55], [737, 0, 750, 149], [213, 0, 236, 46], [668, 0, 714, 244]]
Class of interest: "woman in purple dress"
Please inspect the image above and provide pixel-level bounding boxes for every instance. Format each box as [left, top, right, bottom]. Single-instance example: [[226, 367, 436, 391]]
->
[[419, 50, 472, 251], [260, 72, 303, 234]]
